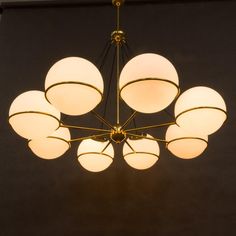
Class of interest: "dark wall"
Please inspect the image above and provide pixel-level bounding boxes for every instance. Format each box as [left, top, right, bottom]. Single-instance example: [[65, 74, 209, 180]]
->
[[0, 1, 235, 235]]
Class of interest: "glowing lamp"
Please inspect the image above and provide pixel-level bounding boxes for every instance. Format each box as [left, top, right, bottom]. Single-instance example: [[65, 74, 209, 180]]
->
[[175, 86, 227, 135], [119, 53, 179, 113], [45, 57, 104, 115], [123, 134, 159, 170], [77, 139, 114, 172], [166, 124, 208, 159], [9, 90, 60, 139], [28, 127, 71, 159]]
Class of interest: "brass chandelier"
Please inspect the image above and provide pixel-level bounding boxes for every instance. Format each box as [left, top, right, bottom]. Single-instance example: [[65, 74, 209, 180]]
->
[[8, 0, 227, 172]]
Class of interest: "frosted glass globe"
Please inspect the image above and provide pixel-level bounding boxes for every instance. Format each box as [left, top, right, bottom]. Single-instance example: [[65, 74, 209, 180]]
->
[[45, 57, 104, 115], [175, 86, 227, 135], [28, 127, 71, 159], [123, 134, 160, 170], [77, 139, 114, 172], [119, 53, 179, 113], [9, 90, 60, 139], [165, 124, 208, 159]]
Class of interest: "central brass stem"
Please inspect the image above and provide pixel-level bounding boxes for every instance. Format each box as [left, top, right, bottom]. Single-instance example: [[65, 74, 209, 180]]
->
[[111, 0, 125, 126]]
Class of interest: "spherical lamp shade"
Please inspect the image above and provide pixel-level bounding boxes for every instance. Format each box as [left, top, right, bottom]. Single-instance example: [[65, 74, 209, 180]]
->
[[175, 86, 227, 135], [77, 139, 114, 172], [45, 57, 104, 116], [28, 127, 71, 159], [119, 53, 179, 113], [9, 90, 60, 139], [123, 134, 160, 170], [166, 124, 208, 159]]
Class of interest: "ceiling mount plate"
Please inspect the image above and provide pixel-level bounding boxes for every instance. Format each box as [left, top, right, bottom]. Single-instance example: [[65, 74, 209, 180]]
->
[[112, 0, 124, 7]]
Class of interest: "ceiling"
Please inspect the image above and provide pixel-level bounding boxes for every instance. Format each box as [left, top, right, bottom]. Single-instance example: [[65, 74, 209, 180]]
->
[[0, 0, 235, 235]]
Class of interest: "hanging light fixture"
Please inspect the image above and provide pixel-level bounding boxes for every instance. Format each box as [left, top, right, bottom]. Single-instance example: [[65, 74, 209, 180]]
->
[[8, 0, 227, 172]]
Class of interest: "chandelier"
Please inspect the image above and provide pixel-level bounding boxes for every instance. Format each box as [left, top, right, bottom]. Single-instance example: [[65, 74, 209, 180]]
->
[[8, 0, 227, 172]]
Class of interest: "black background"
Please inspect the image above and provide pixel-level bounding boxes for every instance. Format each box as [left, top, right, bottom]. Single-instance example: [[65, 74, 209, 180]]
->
[[0, 0, 235, 235]]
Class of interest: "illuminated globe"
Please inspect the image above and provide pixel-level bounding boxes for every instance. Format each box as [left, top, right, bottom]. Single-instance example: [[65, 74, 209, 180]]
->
[[77, 139, 114, 172], [166, 124, 208, 159], [45, 57, 104, 116], [119, 53, 179, 113], [28, 127, 71, 159], [175, 86, 227, 135], [9, 90, 60, 139], [123, 134, 159, 170]]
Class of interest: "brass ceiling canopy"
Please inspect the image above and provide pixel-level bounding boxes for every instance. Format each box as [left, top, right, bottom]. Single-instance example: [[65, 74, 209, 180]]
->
[[112, 0, 124, 7]]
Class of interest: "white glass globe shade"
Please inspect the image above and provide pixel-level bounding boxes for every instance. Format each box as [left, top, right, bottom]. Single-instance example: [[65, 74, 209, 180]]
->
[[77, 139, 114, 172], [28, 127, 71, 159], [165, 124, 208, 159], [119, 53, 179, 113], [123, 134, 160, 170], [45, 57, 104, 116], [9, 90, 60, 139], [175, 86, 227, 135]]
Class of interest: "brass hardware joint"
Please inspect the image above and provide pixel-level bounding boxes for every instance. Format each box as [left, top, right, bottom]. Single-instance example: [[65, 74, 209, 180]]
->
[[110, 125, 126, 144], [111, 30, 125, 44]]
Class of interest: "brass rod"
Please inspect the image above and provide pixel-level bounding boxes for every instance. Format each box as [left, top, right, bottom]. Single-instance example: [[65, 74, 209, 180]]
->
[[116, 4, 120, 125], [116, 44, 120, 125], [69, 133, 110, 143], [125, 121, 175, 132], [126, 133, 167, 143], [125, 140, 135, 152], [120, 78, 180, 98], [175, 106, 227, 121], [101, 140, 112, 153], [121, 111, 137, 129], [78, 152, 113, 161], [92, 111, 115, 130], [117, 1, 120, 30], [123, 151, 159, 159], [60, 123, 110, 132]]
